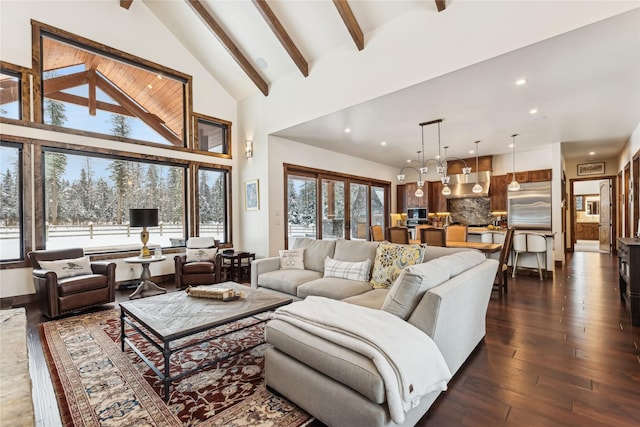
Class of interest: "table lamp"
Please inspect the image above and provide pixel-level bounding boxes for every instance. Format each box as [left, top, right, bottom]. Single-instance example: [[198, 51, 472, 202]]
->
[[130, 208, 158, 258]]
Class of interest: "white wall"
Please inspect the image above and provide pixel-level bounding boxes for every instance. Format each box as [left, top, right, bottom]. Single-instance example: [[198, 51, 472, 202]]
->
[[0, 1, 238, 298]]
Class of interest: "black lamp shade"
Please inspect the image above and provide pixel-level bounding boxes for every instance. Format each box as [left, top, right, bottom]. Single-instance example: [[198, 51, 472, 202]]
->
[[129, 208, 158, 227]]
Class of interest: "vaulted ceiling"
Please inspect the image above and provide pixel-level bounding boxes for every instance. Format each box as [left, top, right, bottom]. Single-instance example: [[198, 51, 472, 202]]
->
[[125, 1, 639, 166]]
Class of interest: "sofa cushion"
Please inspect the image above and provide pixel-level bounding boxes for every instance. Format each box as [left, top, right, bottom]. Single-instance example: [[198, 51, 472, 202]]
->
[[381, 262, 450, 320], [39, 256, 92, 279], [279, 248, 305, 270], [297, 278, 372, 300], [324, 257, 371, 282], [265, 318, 386, 404], [186, 247, 217, 262], [370, 244, 425, 289], [186, 237, 216, 248], [383, 251, 487, 320], [57, 274, 108, 296], [333, 239, 379, 265], [259, 269, 322, 296], [292, 238, 337, 273], [182, 261, 215, 274], [342, 288, 389, 310]]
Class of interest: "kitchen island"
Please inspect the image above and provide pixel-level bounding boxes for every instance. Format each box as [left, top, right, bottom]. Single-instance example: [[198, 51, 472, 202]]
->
[[468, 227, 554, 276]]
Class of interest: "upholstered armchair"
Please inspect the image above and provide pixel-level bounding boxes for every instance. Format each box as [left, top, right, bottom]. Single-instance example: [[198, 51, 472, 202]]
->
[[174, 237, 220, 290], [28, 248, 116, 318]]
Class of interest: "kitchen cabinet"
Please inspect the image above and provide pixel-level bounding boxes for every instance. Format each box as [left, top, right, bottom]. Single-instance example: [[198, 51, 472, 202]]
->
[[489, 175, 507, 211], [406, 182, 428, 209], [575, 223, 599, 240], [507, 169, 552, 184], [429, 181, 448, 213], [396, 183, 427, 213]]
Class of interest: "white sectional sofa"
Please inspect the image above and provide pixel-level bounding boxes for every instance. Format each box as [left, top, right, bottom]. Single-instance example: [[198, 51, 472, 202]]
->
[[251, 237, 498, 427]]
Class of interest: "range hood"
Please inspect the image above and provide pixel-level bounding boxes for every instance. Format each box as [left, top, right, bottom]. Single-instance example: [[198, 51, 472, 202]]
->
[[444, 171, 491, 198]]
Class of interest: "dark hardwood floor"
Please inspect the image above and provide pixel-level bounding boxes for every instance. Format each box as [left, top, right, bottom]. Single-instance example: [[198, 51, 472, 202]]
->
[[23, 252, 640, 426]]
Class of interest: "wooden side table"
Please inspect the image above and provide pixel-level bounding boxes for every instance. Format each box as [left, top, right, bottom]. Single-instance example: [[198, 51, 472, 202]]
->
[[124, 255, 167, 299]]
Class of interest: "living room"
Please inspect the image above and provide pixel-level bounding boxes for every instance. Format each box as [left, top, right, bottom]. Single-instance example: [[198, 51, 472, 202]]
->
[[1, 1, 639, 426]]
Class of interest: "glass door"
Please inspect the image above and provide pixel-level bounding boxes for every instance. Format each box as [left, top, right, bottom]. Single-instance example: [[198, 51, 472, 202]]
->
[[321, 178, 345, 240], [350, 182, 369, 240], [287, 174, 317, 245]]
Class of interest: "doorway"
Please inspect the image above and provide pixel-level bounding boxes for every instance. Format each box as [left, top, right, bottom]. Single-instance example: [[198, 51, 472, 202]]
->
[[570, 177, 616, 253]]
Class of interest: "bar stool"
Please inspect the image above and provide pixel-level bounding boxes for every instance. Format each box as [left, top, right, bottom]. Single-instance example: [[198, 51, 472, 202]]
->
[[512, 232, 547, 280]]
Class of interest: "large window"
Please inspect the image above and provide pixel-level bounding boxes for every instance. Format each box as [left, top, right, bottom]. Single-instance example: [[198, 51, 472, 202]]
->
[[0, 142, 23, 261], [38, 25, 188, 147], [194, 114, 231, 156], [0, 70, 21, 120], [43, 149, 186, 252], [285, 165, 390, 246], [198, 167, 230, 243]]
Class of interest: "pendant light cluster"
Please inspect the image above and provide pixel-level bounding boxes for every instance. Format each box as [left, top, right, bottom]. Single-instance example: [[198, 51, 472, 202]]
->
[[508, 134, 520, 191], [397, 119, 470, 197], [472, 140, 483, 194]]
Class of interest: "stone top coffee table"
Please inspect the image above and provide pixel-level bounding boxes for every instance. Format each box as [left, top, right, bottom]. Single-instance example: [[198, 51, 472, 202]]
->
[[119, 281, 292, 401]]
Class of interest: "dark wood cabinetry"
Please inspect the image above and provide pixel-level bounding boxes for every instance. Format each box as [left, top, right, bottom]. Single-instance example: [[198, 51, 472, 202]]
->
[[507, 168, 552, 183], [405, 182, 428, 209], [575, 223, 599, 240], [617, 238, 640, 326], [429, 181, 447, 213], [489, 175, 507, 211], [396, 183, 427, 214]]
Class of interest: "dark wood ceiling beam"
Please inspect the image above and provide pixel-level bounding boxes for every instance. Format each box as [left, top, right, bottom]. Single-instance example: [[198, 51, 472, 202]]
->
[[120, 0, 133, 10], [95, 76, 183, 146], [332, 0, 364, 51], [186, 0, 269, 96], [252, 0, 308, 77], [45, 91, 133, 116], [435, 0, 446, 12]]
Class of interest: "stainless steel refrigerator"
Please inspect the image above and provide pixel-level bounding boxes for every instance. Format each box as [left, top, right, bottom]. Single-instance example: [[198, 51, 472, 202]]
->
[[508, 181, 551, 229]]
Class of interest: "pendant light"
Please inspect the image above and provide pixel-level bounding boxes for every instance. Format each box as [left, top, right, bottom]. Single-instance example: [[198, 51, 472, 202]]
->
[[508, 134, 521, 191], [472, 141, 483, 193]]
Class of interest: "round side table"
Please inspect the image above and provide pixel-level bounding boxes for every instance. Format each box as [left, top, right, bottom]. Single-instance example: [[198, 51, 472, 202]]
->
[[124, 255, 167, 299]]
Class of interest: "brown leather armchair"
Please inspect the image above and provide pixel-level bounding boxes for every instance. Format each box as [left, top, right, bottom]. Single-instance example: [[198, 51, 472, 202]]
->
[[174, 238, 220, 290], [28, 248, 116, 318]]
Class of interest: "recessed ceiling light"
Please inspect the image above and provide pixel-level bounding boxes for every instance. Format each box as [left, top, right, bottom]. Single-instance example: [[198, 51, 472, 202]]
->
[[469, 150, 474, 154], [381, 141, 387, 146], [255, 57, 268, 70], [509, 143, 514, 148], [529, 108, 538, 114], [515, 78, 527, 86], [147, 84, 153, 89], [589, 151, 595, 156], [156, 75, 162, 80], [344, 128, 351, 133]]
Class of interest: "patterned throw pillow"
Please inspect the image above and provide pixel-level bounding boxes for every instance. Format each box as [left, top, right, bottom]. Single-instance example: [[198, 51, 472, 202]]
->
[[323, 257, 371, 282], [369, 243, 426, 289], [39, 256, 93, 279], [279, 248, 305, 270], [186, 248, 217, 262]]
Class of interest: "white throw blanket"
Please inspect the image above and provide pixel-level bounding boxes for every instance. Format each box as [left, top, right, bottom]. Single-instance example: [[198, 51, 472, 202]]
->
[[270, 296, 452, 424]]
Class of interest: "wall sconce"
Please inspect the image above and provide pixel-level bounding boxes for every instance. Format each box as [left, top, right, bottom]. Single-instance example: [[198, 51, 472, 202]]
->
[[245, 140, 253, 158]]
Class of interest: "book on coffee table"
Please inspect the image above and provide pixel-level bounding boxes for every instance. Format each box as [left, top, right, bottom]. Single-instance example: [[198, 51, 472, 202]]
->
[[185, 286, 241, 301]]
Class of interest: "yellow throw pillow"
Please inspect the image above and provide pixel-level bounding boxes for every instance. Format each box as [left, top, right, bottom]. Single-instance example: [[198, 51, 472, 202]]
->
[[370, 243, 426, 289]]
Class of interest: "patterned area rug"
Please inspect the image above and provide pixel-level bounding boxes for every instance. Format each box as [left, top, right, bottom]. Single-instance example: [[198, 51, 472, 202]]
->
[[40, 309, 313, 426]]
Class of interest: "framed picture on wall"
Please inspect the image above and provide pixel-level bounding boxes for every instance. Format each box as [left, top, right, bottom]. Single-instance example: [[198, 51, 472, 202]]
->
[[575, 195, 584, 211], [245, 179, 259, 211], [577, 162, 605, 176]]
